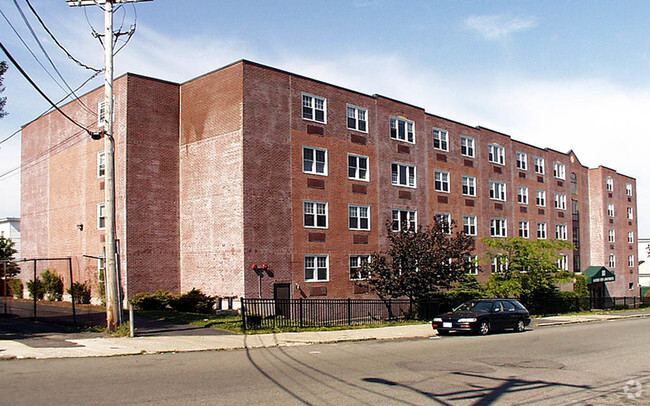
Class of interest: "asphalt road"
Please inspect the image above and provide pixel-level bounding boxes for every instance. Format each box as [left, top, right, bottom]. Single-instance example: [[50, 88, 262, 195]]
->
[[1, 319, 649, 405]]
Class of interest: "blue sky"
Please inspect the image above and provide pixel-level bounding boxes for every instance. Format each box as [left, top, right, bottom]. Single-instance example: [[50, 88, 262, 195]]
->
[[1, 0, 649, 236]]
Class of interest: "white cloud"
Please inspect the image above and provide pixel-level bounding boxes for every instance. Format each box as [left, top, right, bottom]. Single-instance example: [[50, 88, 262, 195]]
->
[[464, 14, 537, 40]]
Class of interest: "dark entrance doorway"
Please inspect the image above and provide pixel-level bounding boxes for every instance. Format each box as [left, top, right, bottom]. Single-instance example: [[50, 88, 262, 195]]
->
[[274, 283, 291, 318]]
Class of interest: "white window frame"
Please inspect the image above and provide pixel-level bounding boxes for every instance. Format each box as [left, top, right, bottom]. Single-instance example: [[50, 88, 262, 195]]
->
[[556, 224, 568, 240], [392, 209, 417, 232], [519, 221, 530, 238], [516, 152, 528, 171], [557, 255, 568, 271], [434, 170, 450, 193], [460, 136, 475, 158], [536, 190, 546, 207], [433, 129, 449, 152], [490, 181, 507, 201], [304, 200, 328, 229], [626, 183, 633, 196], [346, 105, 367, 132], [553, 162, 566, 180], [628, 231, 634, 244], [488, 144, 505, 165], [554, 193, 567, 210], [391, 162, 416, 188], [609, 254, 616, 268], [97, 203, 106, 230], [607, 204, 615, 217], [305, 255, 329, 282], [463, 215, 477, 236], [534, 157, 545, 175], [302, 93, 327, 123], [462, 175, 476, 197], [436, 213, 452, 234], [467, 255, 479, 275], [490, 218, 507, 237], [349, 255, 371, 280], [518, 186, 528, 205], [608, 229, 615, 243], [627, 207, 634, 220], [537, 222, 547, 239], [390, 117, 415, 143], [97, 151, 105, 178], [629, 255, 635, 268], [349, 204, 371, 231], [348, 154, 369, 181], [303, 146, 328, 176], [606, 177, 614, 192]]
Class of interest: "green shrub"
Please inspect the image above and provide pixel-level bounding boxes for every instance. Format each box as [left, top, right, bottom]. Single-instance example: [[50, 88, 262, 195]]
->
[[41, 269, 64, 301], [131, 290, 174, 310], [170, 289, 215, 314], [68, 281, 91, 304], [27, 277, 45, 300], [8, 279, 23, 299]]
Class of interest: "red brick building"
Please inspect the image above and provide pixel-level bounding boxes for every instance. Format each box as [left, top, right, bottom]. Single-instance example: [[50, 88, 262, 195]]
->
[[20, 60, 639, 304]]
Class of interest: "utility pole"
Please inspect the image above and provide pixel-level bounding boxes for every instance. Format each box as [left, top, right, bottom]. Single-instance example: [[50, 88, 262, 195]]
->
[[66, 0, 151, 331]]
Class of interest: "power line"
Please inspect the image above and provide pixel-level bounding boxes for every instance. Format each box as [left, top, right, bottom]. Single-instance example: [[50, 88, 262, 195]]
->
[[0, 41, 97, 137], [24, 0, 102, 73], [0, 129, 20, 147]]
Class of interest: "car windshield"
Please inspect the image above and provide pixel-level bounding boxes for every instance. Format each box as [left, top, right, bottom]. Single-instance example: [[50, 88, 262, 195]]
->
[[454, 301, 493, 312]]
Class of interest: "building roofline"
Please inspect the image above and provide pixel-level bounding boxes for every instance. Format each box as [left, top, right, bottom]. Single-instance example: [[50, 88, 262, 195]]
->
[[0, 217, 20, 222], [590, 165, 636, 180]]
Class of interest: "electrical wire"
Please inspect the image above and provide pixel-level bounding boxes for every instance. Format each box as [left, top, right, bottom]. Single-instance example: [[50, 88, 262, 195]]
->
[[0, 129, 21, 147], [23, 0, 102, 73], [12, 0, 95, 116], [0, 41, 96, 137]]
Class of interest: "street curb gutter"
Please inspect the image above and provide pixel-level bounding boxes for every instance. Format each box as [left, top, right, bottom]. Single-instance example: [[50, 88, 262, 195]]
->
[[534, 313, 648, 327]]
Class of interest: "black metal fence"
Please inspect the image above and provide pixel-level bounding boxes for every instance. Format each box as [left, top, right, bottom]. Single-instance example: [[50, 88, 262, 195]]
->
[[241, 298, 440, 331], [516, 295, 650, 316]]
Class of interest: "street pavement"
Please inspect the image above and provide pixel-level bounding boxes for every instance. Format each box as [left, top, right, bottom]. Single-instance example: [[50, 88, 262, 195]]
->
[[1, 310, 648, 360]]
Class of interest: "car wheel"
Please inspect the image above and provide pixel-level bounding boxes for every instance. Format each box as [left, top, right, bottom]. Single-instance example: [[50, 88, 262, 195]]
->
[[478, 321, 490, 335], [516, 319, 526, 332], [437, 330, 449, 335]]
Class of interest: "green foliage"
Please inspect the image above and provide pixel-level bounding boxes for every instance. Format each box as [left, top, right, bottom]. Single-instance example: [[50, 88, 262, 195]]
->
[[67, 281, 91, 304], [363, 219, 475, 302], [0, 235, 19, 278], [41, 269, 64, 301], [131, 290, 174, 310], [170, 289, 215, 314], [8, 278, 23, 299], [422, 289, 487, 314], [27, 277, 45, 300], [573, 274, 589, 296], [0, 61, 7, 118], [482, 237, 575, 299]]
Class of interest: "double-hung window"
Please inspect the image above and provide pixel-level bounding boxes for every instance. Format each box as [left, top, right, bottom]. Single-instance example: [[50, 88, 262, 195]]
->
[[302, 93, 326, 123], [608, 229, 615, 243], [626, 183, 633, 196], [97, 203, 106, 230], [304, 201, 328, 228], [607, 204, 615, 217], [537, 222, 547, 239], [348, 154, 369, 181], [350, 255, 371, 280], [462, 176, 476, 196], [519, 221, 530, 238], [347, 105, 367, 132], [391, 163, 416, 188], [436, 213, 451, 234], [463, 215, 477, 236], [518, 186, 528, 204], [460, 136, 475, 157], [516, 152, 527, 171], [488, 144, 505, 165], [390, 117, 414, 143], [97, 151, 105, 178], [490, 218, 507, 237], [433, 129, 449, 151], [305, 255, 328, 282], [303, 146, 328, 175], [534, 157, 545, 174], [490, 181, 507, 201], [629, 255, 635, 267], [434, 171, 450, 193], [554, 193, 567, 210], [553, 162, 566, 180], [556, 224, 568, 240], [557, 255, 568, 271], [466, 255, 479, 275], [609, 254, 616, 268], [536, 190, 546, 206], [606, 177, 614, 192], [349, 205, 370, 230], [392, 209, 416, 231], [627, 207, 634, 220], [628, 231, 634, 244]]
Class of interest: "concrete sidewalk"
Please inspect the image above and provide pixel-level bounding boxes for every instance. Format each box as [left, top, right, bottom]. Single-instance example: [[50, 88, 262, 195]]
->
[[1, 310, 648, 360]]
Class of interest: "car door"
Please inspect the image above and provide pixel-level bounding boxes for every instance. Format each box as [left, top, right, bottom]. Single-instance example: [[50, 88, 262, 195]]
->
[[501, 300, 518, 329], [490, 301, 507, 330]]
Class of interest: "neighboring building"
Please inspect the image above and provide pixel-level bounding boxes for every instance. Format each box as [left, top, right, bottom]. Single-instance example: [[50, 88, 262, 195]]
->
[[0, 217, 21, 259], [20, 60, 639, 304], [638, 238, 650, 288]]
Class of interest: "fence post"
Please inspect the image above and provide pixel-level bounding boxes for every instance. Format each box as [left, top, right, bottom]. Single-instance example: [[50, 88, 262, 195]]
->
[[32, 259, 37, 319], [388, 298, 392, 321], [68, 257, 76, 327], [241, 298, 247, 332], [347, 298, 351, 325], [300, 298, 304, 328]]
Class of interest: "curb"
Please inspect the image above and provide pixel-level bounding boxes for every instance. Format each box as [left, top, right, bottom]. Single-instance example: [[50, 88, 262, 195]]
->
[[534, 313, 648, 327]]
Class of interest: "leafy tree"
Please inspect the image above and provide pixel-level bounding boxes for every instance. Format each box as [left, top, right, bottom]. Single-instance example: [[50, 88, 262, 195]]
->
[[0, 61, 7, 118], [0, 235, 19, 278], [482, 237, 574, 299], [41, 269, 64, 301], [363, 219, 475, 303]]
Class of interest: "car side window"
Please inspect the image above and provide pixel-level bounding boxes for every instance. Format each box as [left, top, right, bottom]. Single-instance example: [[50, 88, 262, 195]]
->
[[502, 301, 517, 312], [492, 302, 503, 312]]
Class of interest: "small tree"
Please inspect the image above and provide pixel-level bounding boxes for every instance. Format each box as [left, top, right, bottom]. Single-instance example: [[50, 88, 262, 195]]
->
[[0, 235, 20, 278], [41, 269, 64, 301], [363, 219, 475, 304]]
